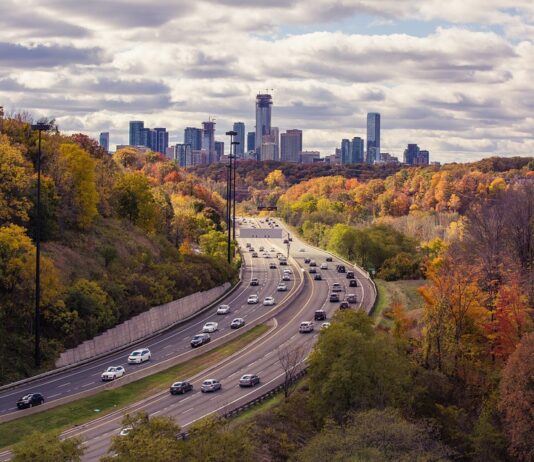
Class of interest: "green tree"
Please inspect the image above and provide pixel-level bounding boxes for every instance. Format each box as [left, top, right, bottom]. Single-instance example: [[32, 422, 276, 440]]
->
[[308, 310, 412, 423], [199, 230, 232, 259], [12, 432, 84, 462]]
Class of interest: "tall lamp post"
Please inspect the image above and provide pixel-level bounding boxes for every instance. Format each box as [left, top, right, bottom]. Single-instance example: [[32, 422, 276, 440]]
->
[[225, 131, 237, 264], [231, 139, 239, 241], [31, 122, 51, 369]]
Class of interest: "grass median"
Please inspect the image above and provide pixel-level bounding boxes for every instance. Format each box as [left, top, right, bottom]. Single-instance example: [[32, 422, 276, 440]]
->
[[0, 324, 269, 449]]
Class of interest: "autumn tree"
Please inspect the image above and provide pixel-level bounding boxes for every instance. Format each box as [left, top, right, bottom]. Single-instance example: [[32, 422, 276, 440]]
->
[[499, 333, 534, 461], [12, 432, 84, 462], [265, 169, 287, 188]]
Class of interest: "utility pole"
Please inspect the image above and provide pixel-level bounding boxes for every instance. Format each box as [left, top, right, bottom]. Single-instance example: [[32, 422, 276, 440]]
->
[[31, 122, 51, 369], [232, 139, 239, 241], [225, 131, 237, 264]]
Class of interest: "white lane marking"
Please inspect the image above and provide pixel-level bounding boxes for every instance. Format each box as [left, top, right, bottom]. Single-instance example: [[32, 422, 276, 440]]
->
[[57, 382, 71, 388], [81, 382, 93, 388], [48, 393, 61, 398]]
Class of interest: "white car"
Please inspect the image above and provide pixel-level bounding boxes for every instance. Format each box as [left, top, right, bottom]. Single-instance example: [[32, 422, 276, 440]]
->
[[283, 268, 292, 274], [282, 274, 291, 281], [277, 283, 287, 291], [202, 322, 219, 333], [128, 348, 151, 364], [217, 304, 231, 315], [119, 426, 133, 437], [101, 366, 125, 381], [299, 248, 306, 252], [320, 263, 328, 270], [263, 296, 275, 306], [321, 322, 331, 330], [299, 321, 314, 333], [247, 294, 259, 304]]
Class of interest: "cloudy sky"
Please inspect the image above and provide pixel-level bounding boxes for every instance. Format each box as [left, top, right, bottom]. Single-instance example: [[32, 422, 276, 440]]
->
[[1, 0, 534, 162]]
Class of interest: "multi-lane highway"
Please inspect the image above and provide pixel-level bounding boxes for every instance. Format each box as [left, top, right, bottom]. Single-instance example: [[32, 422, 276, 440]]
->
[[0, 218, 375, 461]]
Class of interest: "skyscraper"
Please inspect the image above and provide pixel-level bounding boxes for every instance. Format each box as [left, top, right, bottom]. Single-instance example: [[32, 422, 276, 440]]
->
[[403, 144, 420, 165], [215, 141, 225, 160], [99, 132, 110, 152], [351, 137, 364, 163], [247, 132, 255, 152], [271, 127, 279, 160], [366, 113, 380, 164], [184, 127, 202, 151], [202, 120, 216, 163], [255, 93, 272, 154], [280, 129, 302, 163], [129, 121, 144, 146], [153, 127, 169, 154], [341, 139, 351, 165], [233, 122, 245, 158]]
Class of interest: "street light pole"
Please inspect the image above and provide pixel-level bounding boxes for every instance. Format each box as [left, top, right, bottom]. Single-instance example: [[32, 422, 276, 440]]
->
[[225, 131, 237, 264], [231, 140, 239, 241], [31, 122, 51, 369]]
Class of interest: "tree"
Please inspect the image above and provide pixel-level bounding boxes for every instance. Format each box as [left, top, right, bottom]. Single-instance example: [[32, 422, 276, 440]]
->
[[0, 135, 33, 226], [308, 310, 411, 423], [499, 333, 534, 461], [199, 230, 231, 259], [12, 432, 84, 462], [277, 343, 307, 398], [265, 169, 287, 188]]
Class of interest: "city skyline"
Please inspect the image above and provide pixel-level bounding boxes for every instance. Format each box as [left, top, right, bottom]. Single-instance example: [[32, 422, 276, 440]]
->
[[1, 1, 534, 162]]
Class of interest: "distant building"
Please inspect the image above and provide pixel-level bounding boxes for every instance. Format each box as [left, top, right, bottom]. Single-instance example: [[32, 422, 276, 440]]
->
[[341, 139, 351, 165], [247, 132, 255, 152], [403, 144, 420, 165], [168, 143, 192, 167], [417, 150, 430, 165], [324, 153, 341, 164], [116, 144, 150, 153], [271, 127, 279, 158], [233, 122, 245, 158], [351, 137, 364, 163], [366, 113, 380, 164], [260, 142, 277, 161], [300, 151, 321, 164], [215, 141, 225, 160], [202, 121, 216, 163], [379, 152, 399, 163], [255, 93, 272, 155], [280, 129, 302, 163], [99, 132, 110, 152], [129, 121, 144, 146], [184, 127, 202, 151], [153, 127, 168, 154]]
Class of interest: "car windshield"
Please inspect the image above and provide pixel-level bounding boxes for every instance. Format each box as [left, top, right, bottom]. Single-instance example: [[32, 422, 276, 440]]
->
[[173, 382, 183, 386], [131, 351, 140, 356], [107, 367, 115, 372], [21, 394, 31, 400]]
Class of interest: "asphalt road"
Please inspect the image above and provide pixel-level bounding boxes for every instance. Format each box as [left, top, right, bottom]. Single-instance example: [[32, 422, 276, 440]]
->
[[0, 218, 376, 461]]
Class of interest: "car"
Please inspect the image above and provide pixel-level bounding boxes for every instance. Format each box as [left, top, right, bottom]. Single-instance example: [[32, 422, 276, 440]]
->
[[270, 248, 275, 252], [288, 237, 293, 241], [202, 321, 219, 333], [269, 262, 277, 269], [320, 263, 328, 270], [263, 296, 275, 306], [252, 252, 258, 258], [16, 393, 44, 409], [283, 268, 293, 274], [309, 260, 317, 267], [262, 253, 269, 258], [201, 379, 221, 392], [230, 318, 245, 329], [217, 304, 231, 314], [332, 282, 342, 292], [304, 257, 311, 264], [314, 310, 327, 321], [277, 282, 288, 291], [329, 293, 340, 302], [246, 242, 251, 248], [170, 381, 193, 395], [347, 294, 358, 304], [309, 267, 317, 274], [119, 426, 133, 437], [349, 279, 358, 287], [282, 274, 291, 281], [314, 273, 322, 280], [259, 246, 264, 251], [249, 247, 255, 252], [239, 374, 260, 387], [337, 265, 346, 273], [346, 271, 355, 279], [101, 366, 125, 381], [299, 321, 314, 333], [321, 322, 331, 330], [128, 348, 151, 364], [299, 248, 306, 252], [250, 277, 259, 286], [326, 257, 333, 262], [191, 333, 211, 348], [339, 301, 350, 309], [283, 239, 289, 244], [279, 259, 288, 266], [247, 294, 259, 304]]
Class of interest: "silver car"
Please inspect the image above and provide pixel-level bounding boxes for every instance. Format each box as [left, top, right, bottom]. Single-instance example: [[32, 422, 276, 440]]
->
[[201, 379, 222, 392]]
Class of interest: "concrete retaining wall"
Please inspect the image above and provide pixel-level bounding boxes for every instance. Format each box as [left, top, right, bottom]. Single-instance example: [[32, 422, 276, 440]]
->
[[55, 283, 231, 368]]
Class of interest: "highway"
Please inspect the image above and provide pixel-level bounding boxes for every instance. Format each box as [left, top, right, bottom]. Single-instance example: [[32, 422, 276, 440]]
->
[[0, 218, 376, 461]]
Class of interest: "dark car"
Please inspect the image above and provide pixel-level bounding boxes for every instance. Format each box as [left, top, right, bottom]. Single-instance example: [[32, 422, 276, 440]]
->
[[329, 293, 340, 302], [283, 239, 289, 244], [239, 374, 260, 387], [309, 267, 317, 274], [17, 393, 44, 409], [309, 260, 317, 267], [170, 381, 193, 395], [314, 310, 327, 321], [326, 257, 333, 262], [314, 273, 322, 280], [346, 271, 355, 279], [250, 277, 259, 286], [347, 294, 358, 304], [231, 318, 245, 329], [349, 279, 358, 287], [191, 333, 211, 348], [337, 265, 346, 273], [304, 258, 311, 264], [339, 301, 350, 309]]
